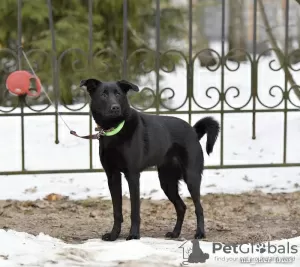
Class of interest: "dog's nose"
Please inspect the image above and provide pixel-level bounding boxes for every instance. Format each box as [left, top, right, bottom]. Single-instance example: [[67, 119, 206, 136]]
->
[[111, 104, 120, 112]]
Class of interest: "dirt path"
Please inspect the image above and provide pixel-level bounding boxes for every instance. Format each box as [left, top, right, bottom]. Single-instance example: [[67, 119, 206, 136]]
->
[[0, 191, 299, 244]]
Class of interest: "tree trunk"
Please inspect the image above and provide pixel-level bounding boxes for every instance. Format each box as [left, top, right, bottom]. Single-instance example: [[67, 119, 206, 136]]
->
[[258, 0, 300, 100], [228, 0, 247, 62], [194, 0, 217, 67], [289, 4, 300, 64]]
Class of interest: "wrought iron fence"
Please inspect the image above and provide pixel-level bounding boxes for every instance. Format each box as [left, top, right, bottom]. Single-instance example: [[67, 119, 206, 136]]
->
[[0, 0, 300, 175]]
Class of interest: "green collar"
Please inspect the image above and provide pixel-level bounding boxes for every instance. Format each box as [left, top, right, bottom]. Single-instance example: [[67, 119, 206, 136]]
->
[[96, 120, 125, 137]]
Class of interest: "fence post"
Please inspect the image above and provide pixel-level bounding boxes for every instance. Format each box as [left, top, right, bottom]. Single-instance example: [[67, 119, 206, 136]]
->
[[220, 0, 226, 166], [283, 0, 290, 164], [88, 0, 93, 169], [188, 0, 193, 125], [252, 0, 257, 140], [122, 0, 128, 80], [17, 0, 25, 171], [47, 0, 59, 144], [155, 0, 160, 115]]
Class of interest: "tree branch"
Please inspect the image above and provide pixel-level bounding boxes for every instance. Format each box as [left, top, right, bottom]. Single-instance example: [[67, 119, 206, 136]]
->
[[294, 0, 300, 5], [258, 0, 300, 100]]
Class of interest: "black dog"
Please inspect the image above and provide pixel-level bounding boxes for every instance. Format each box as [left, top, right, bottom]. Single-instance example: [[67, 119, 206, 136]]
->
[[79, 78, 219, 241]]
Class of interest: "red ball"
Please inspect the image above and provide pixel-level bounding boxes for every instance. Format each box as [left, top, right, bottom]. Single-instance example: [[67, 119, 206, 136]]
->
[[6, 70, 42, 97]]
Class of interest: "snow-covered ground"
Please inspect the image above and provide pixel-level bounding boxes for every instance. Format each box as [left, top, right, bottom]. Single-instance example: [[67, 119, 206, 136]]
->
[[0, 168, 300, 201], [0, 42, 300, 266], [0, 229, 299, 267]]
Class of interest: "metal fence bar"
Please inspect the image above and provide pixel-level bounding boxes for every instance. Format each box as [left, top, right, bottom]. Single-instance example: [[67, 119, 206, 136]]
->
[[17, 0, 25, 171], [252, 0, 258, 140], [1, 109, 299, 118], [220, 0, 226, 166], [47, 0, 59, 145], [17, 0, 22, 71], [155, 0, 160, 115], [88, 0, 93, 169], [188, 0, 193, 125], [122, 0, 128, 80], [283, 0, 290, 164]]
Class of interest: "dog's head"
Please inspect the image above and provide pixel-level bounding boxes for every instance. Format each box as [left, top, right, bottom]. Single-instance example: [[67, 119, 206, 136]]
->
[[80, 78, 139, 127]]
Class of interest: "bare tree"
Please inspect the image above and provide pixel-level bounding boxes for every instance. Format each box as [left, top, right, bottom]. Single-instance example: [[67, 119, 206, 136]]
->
[[258, 0, 300, 100]]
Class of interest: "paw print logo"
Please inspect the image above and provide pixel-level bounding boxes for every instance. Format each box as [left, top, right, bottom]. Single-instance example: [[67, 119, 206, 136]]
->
[[256, 244, 266, 253]]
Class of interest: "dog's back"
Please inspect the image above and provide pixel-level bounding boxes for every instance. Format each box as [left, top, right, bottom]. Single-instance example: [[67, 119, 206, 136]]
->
[[134, 112, 198, 169], [135, 112, 219, 172]]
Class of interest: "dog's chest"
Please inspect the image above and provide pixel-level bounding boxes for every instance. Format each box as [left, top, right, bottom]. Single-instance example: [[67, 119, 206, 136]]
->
[[99, 146, 128, 171]]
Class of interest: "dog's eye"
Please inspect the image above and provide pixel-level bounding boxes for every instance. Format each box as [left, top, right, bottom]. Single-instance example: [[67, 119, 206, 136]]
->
[[100, 93, 107, 98], [115, 92, 120, 97]]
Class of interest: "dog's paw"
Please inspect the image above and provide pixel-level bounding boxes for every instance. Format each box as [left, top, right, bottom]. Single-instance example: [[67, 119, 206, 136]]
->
[[165, 231, 180, 238], [194, 231, 206, 239], [102, 232, 119, 241], [126, 234, 140, 240]]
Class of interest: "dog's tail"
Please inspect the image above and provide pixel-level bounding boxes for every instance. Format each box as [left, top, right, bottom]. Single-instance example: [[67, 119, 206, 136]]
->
[[193, 117, 220, 155]]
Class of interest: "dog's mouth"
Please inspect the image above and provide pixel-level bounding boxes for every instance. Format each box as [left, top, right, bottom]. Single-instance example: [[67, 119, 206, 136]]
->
[[92, 109, 121, 117], [107, 110, 122, 117]]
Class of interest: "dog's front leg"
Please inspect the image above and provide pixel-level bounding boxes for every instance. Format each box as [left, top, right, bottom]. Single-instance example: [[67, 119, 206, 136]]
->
[[102, 172, 123, 241], [125, 172, 141, 240]]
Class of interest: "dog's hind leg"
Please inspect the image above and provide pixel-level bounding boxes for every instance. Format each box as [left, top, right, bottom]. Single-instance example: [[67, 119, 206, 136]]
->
[[158, 163, 186, 238], [184, 168, 205, 239]]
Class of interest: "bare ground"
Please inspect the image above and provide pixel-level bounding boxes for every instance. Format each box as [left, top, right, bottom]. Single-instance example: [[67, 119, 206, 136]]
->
[[0, 191, 300, 244]]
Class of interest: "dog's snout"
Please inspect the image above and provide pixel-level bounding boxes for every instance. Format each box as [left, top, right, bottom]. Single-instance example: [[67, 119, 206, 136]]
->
[[111, 104, 120, 112]]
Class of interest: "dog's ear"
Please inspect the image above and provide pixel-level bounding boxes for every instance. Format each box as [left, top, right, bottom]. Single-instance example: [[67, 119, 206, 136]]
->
[[117, 80, 139, 94], [80, 78, 101, 93]]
